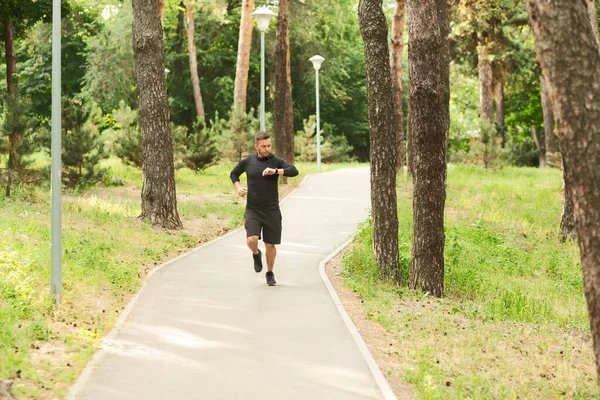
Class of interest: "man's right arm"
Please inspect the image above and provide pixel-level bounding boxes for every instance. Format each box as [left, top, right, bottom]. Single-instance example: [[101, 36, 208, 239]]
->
[[230, 158, 248, 197]]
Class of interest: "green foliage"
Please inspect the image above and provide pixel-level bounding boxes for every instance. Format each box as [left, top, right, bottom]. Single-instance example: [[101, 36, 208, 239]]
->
[[213, 107, 263, 161], [173, 118, 218, 171], [294, 115, 355, 163], [112, 101, 142, 168], [60, 98, 109, 187]]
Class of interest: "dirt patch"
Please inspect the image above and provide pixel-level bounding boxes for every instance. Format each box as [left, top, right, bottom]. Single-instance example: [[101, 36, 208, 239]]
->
[[326, 253, 415, 399]]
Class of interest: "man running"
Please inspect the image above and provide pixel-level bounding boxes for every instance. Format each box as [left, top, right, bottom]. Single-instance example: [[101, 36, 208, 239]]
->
[[230, 132, 299, 286]]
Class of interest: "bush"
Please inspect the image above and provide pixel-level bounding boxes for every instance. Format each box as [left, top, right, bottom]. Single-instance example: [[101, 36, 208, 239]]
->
[[173, 118, 217, 171], [294, 116, 355, 163], [213, 107, 266, 161]]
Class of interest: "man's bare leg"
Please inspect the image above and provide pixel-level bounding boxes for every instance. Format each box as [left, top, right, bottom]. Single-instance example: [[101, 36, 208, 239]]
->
[[265, 243, 276, 272], [247, 236, 259, 255]]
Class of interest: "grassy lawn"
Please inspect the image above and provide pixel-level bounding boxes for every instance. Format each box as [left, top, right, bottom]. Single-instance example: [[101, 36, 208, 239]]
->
[[0, 157, 358, 399], [342, 164, 596, 399]]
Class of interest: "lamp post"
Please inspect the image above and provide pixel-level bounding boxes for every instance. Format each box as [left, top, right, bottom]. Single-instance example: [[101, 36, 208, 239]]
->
[[309, 55, 325, 170], [251, 7, 276, 132], [51, 0, 62, 301]]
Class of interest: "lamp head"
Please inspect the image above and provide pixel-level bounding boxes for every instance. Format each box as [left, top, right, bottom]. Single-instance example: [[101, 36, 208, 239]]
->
[[252, 7, 276, 32], [309, 55, 325, 71]]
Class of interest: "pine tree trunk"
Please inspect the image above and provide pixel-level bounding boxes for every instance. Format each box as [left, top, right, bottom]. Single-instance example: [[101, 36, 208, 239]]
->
[[408, 0, 449, 297], [273, 0, 294, 170], [493, 63, 505, 145], [527, 0, 600, 386], [541, 75, 558, 155], [587, 0, 600, 48], [391, 0, 406, 170], [478, 41, 494, 125], [185, 2, 205, 119], [530, 126, 546, 167], [233, 0, 255, 113], [406, 98, 414, 177], [559, 159, 576, 241], [358, 0, 400, 282], [132, 0, 183, 229], [4, 17, 17, 198]]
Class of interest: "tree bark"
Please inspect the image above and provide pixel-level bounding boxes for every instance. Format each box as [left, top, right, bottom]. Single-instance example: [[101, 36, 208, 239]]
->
[[527, 0, 600, 386], [174, 2, 185, 81], [477, 40, 494, 125], [391, 0, 406, 170], [273, 0, 294, 168], [4, 17, 18, 198], [493, 63, 505, 145], [358, 0, 400, 282], [560, 159, 576, 241], [541, 74, 558, 155], [406, 91, 414, 177], [587, 0, 600, 48], [185, 2, 205, 119], [408, 0, 449, 297], [132, 0, 183, 229], [233, 0, 255, 113]]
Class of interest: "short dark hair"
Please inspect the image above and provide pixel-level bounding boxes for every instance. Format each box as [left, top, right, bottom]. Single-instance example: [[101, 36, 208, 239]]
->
[[256, 132, 270, 143]]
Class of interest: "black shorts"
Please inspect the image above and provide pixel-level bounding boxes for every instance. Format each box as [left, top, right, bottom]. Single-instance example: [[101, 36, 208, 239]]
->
[[244, 208, 282, 244]]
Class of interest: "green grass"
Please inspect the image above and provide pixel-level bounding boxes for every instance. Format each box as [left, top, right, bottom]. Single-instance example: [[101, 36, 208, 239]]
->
[[0, 157, 360, 398], [342, 164, 596, 399]]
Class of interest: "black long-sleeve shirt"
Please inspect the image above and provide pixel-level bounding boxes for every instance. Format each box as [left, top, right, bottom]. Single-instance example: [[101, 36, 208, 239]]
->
[[230, 153, 299, 209]]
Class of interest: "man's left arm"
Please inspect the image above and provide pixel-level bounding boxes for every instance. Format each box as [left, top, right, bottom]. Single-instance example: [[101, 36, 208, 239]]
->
[[276, 158, 299, 177]]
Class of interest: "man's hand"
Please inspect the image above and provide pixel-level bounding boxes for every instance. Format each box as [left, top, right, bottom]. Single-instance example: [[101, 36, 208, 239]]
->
[[262, 167, 278, 177], [237, 186, 248, 197]]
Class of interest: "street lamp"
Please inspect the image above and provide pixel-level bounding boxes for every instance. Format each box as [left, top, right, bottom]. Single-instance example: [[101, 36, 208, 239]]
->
[[251, 6, 276, 132], [309, 55, 325, 170]]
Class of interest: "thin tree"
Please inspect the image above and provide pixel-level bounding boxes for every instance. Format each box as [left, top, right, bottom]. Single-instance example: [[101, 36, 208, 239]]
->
[[185, 0, 205, 119], [408, 0, 449, 297], [233, 0, 255, 113], [492, 62, 506, 144], [132, 0, 183, 229], [391, 0, 406, 170], [587, 0, 600, 49], [541, 75, 558, 156], [478, 38, 494, 125], [358, 0, 400, 281], [273, 0, 294, 169], [527, 0, 600, 386], [3, 17, 18, 197]]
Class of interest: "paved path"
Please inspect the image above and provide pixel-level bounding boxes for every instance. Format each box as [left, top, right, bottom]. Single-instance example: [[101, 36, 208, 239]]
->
[[70, 168, 395, 400]]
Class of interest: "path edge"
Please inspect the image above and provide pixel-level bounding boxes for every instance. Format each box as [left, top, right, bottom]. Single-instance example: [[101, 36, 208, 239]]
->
[[319, 238, 398, 400]]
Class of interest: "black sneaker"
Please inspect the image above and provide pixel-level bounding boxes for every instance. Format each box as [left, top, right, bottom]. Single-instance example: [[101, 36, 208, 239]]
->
[[266, 271, 276, 286], [253, 250, 263, 273]]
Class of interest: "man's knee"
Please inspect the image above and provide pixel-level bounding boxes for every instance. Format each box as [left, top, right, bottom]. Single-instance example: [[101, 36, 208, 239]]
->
[[264, 243, 276, 250], [247, 236, 259, 245]]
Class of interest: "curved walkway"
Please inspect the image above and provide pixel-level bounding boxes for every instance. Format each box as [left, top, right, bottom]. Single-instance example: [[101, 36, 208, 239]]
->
[[69, 168, 397, 400]]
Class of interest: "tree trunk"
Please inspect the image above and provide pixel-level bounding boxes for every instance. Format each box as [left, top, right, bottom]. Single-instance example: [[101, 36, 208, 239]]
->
[[273, 0, 294, 169], [4, 17, 18, 198], [541, 75, 558, 155], [407, 0, 449, 298], [233, 0, 255, 113], [406, 95, 414, 177], [493, 63, 505, 145], [559, 159, 576, 241], [391, 0, 406, 170], [132, 0, 183, 229], [587, 0, 600, 48], [527, 0, 600, 386], [358, 0, 400, 282], [185, 2, 205, 119], [530, 126, 546, 167], [477, 40, 494, 125]]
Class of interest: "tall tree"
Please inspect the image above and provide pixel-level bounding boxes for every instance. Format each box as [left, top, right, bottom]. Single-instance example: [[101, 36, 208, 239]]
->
[[527, 0, 600, 386], [132, 0, 183, 229], [273, 0, 294, 167], [408, 0, 449, 297], [492, 62, 506, 143], [541, 75, 557, 155], [185, 0, 205, 118], [478, 39, 494, 125], [233, 0, 254, 112], [358, 0, 400, 281], [391, 0, 406, 170]]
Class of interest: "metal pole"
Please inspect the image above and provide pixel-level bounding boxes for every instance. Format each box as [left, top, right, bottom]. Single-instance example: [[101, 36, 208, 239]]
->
[[260, 30, 265, 132], [316, 68, 321, 170], [50, 0, 63, 301]]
